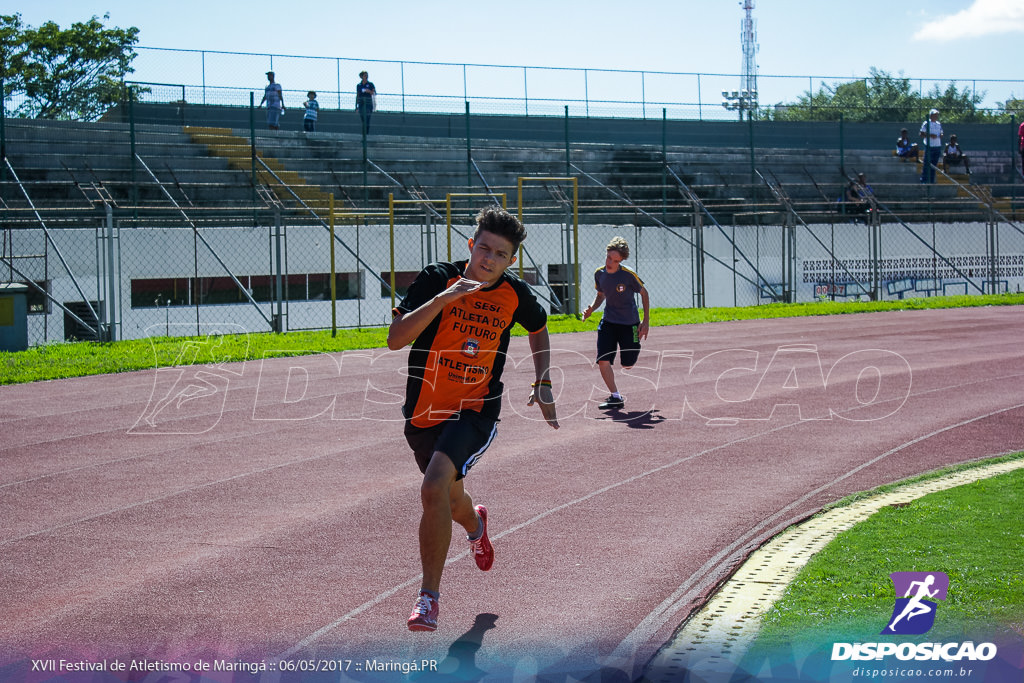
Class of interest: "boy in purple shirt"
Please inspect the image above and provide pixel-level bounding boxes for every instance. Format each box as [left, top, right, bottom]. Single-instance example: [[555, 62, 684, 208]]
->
[[582, 236, 650, 410]]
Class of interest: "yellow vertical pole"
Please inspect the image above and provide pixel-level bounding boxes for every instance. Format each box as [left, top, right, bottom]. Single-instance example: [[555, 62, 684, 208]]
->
[[389, 193, 396, 310], [329, 193, 337, 337]]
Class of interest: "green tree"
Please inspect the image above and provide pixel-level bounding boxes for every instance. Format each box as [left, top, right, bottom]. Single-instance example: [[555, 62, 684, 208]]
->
[[766, 68, 992, 123], [0, 13, 140, 121], [925, 81, 989, 123], [999, 96, 1024, 123], [0, 14, 28, 105]]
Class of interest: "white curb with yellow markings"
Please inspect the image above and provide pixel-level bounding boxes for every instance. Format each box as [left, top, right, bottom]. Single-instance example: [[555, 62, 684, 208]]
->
[[646, 457, 1024, 681]]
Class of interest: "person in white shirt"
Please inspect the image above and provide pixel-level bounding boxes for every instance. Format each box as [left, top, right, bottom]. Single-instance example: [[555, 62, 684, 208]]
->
[[919, 108, 942, 183]]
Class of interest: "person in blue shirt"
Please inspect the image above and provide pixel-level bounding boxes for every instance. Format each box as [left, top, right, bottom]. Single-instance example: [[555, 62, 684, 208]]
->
[[259, 71, 285, 130], [896, 128, 919, 159], [355, 71, 376, 135], [582, 236, 650, 410]]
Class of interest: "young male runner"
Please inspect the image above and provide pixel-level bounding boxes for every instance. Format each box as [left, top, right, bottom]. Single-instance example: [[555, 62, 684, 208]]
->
[[582, 236, 650, 410], [387, 206, 559, 632]]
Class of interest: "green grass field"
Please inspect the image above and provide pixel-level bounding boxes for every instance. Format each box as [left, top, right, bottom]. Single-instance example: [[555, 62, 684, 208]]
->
[[3, 292, 1023, 653], [3, 292, 1023, 385], [752, 454, 1024, 653]]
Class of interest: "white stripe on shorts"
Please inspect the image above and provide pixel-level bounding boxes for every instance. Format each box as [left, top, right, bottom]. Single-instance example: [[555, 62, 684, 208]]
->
[[461, 421, 498, 476]]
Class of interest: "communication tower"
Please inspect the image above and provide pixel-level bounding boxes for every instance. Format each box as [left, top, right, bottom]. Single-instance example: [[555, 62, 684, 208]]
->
[[724, 0, 759, 118], [741, 0, 758, 107]]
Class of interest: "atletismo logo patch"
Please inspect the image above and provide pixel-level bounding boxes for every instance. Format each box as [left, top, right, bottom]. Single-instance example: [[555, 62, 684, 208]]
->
[[881, 571, 949, 636]]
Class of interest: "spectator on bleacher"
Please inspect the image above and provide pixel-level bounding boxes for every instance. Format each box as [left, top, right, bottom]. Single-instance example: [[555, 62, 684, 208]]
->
[[839, 175, 872, 218], [259, 71, 286, 130], [942, 134, 971, 176], [356, 71, 376, 135], [919, 108, 943, 183], [303, 91, 319, 132], [1017, 120, 1024, 174], [896, 128, 919, 159], [856, 172, 874, 199]]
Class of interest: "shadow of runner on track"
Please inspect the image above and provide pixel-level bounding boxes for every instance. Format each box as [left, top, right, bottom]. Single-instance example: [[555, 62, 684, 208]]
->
[[414, 613, 498, 681], [592, 408, 668, 429]]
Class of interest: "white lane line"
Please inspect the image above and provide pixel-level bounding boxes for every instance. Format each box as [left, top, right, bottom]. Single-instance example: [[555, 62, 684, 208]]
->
[[606, 403, 1024, 679]]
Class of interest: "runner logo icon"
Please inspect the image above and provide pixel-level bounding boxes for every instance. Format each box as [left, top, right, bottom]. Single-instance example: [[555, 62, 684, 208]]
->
[[881, 571, 949, 635]]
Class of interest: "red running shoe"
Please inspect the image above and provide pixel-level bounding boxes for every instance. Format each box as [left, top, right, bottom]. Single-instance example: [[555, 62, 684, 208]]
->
[[407, 591, 438, 632], [469, 504, 493, 571]]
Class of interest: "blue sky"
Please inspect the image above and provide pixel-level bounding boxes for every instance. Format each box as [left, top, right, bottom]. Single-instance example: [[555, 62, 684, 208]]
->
[[10, 0, 1024, 110]]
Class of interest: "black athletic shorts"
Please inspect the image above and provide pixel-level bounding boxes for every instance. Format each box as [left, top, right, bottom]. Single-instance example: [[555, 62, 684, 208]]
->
[[404, 410, 498, 480], [596, 319, 641, 368]]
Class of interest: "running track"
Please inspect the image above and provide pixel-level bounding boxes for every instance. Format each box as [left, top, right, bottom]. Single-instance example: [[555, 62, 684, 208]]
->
[[1, 306, 1023, 682]]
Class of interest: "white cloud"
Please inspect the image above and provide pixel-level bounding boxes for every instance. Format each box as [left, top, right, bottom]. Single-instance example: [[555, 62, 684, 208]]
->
[[913, 0, 1024, 41]]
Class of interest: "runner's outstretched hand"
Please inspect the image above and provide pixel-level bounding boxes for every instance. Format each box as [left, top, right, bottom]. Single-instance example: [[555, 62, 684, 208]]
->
[[527, 384, 559, 429]]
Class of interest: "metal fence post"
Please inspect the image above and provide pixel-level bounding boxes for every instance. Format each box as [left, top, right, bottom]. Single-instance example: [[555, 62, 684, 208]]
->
[[249, 92, 257, 210], [388, 193, 396, 311], [584, 69, 589, 118], [641, 71, 646, 120], [105, 204, 118, 341], [747, 109, 756, 211], [1011, 114, 1018, 213], [870, 213, 882, 301], [1, 75, 6, 203], [697, 73, 702, 121], [465, 101, 472, 190], [274, 206, 284, 333], [839, 112, 845, 177], [986, 211, 998, 294], [523, 67, 529, 117], [662, 108, 667, 221], [129, 91, 137, 218], [362, 120, 368, 206], [733, 224, 739, 307], [329, 193, 337, 337], [564, 105, 570, 178], [692, 198, 705, 309]]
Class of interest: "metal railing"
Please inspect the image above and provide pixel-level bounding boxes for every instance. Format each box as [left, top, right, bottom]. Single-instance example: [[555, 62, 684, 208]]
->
[[121, 46, 1024, 123]]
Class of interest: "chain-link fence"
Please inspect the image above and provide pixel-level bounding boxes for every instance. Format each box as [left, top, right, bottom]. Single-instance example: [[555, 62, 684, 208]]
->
[[2, 103, 1023, 347]]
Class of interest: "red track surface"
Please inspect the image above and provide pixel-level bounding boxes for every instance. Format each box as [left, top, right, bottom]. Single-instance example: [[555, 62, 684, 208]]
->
[[2, 307, 1023, 681]]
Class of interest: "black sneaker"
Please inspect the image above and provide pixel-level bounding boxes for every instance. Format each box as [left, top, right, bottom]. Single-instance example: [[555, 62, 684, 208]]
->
[[598, 395, 624, 410]]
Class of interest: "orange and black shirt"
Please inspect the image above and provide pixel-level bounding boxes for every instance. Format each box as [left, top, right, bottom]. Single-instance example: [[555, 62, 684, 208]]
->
[[394, 260, 547, 428]]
